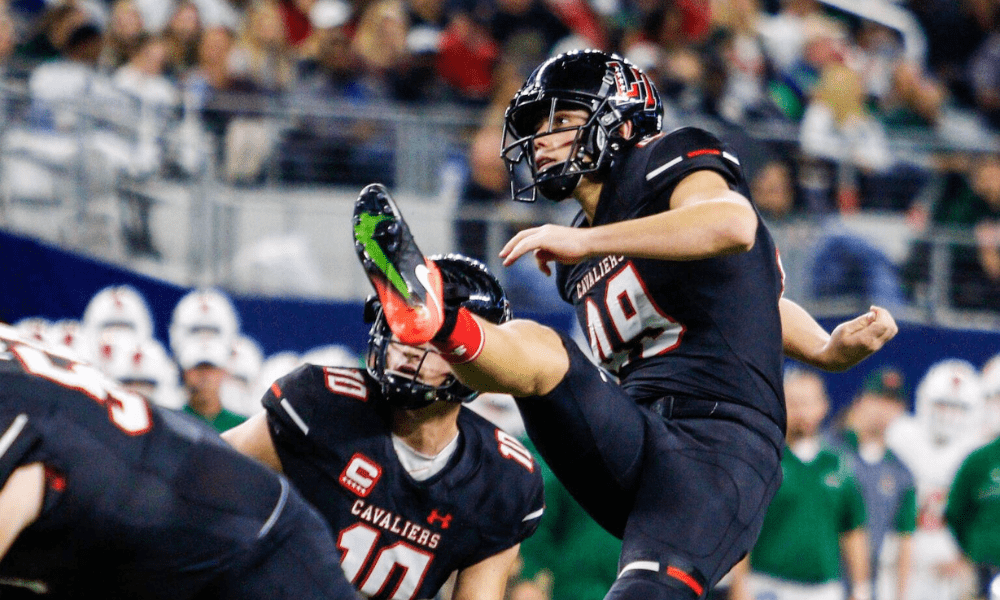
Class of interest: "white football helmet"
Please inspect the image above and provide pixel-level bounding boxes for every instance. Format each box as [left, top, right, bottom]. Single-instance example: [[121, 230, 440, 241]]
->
[[915, 358, 983, 446], [81, 285, 155, 345], [14, 317, 51, 344], [94, 336, 183, 410], [229, 334, 265, 386], [980, 354, 1000, 440], [301, 344, 359, 369], [168, 288, 240, 356]]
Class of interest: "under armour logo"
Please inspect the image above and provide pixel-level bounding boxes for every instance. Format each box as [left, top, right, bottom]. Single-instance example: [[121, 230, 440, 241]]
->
[[427, 509, 452, 529]]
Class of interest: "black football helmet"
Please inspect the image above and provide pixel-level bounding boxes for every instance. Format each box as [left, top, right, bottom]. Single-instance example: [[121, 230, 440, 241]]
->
[[365, 253, 512, 409], [502, 49, 663, 202]]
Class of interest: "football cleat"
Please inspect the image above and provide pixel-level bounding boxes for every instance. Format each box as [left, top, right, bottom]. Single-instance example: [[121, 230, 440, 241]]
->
[[353, 183, 444, 345]]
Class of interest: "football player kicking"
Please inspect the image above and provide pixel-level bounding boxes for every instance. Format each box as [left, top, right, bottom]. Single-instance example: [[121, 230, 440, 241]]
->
[[351, 49, 897, 600], [223, 254, 544, 600], [0, 323, 360, 600]]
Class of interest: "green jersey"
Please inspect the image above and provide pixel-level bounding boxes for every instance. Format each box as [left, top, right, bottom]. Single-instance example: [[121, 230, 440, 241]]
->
[[751, 443, 867, 583], [182, 405, 247, 433], [945, 436, 1000, 565]]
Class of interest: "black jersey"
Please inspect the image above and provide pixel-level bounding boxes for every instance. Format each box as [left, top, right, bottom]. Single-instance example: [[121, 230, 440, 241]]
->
[[0, 324, 349, 599], [555, 127, 786, 442], [263, 364, 545, 600]]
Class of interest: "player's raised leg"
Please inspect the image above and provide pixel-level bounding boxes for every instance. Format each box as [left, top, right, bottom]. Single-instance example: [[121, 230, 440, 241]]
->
[[352, 183, 569, 397]]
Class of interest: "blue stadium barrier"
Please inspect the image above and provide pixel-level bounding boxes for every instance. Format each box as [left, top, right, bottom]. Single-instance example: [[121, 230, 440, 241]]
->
[[2, 228, 997, 416]]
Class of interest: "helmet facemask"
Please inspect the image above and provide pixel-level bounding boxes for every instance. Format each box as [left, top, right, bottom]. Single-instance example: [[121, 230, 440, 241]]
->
[[502, 97, 620, 202], [363, 253, 511, 410], [501, 50, 663, 203], [366, 310, 477, 410]]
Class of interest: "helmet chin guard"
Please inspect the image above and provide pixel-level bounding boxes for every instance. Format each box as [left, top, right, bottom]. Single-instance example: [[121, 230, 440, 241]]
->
[[502, 49, 663, 202]]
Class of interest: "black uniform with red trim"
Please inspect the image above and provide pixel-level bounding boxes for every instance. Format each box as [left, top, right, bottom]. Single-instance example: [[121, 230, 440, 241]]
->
[[515, 126, 786, 596], [262, 364, 545, 600], [0, 324, 359, 600], [556, 126, 786, 447]]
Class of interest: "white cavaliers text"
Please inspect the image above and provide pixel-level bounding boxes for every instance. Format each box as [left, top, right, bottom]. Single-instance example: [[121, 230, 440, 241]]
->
[[576, 255, 626, 299], [351, 500, 442, 549]]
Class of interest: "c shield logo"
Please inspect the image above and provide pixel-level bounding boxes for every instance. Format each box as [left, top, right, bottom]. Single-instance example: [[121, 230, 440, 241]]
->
[[339, 453, 383, 497]]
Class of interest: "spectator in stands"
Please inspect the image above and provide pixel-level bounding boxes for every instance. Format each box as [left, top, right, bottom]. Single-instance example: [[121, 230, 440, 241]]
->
[[619, 5, 708, 112], [855, 21, 945, 129], [28, 18, 107, 130], [229, 0, 296, 93], [350, 0, 445, 102], [828, 367, 917, 600], [101, 0, 147, 72], [453, 61, 522, 263], [902, 152, 1000, 312], [279, 0, 401, 185], [730, 368, 871, 600], [434, 8, 500, 104], [113, 33, 179, 108], [705, 0, 785, 125], [799, 63, 893, 183], [755, 0, 825, 80], [908, 0, 993, 108], [477, 0, 572, 67], [179, 25, 236, 170], [219, 0, 297, 182], [351, 0, 410, 98], [0, 7, 16, 98], [14, 3, 92, 64], [767, 12, 850, 123], [163, 0, 202, 77], [969, 25, 1000, 130]]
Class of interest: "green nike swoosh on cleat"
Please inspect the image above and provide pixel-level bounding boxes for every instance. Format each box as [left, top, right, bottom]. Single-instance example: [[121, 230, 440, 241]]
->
[[354, 212, 412, 300]]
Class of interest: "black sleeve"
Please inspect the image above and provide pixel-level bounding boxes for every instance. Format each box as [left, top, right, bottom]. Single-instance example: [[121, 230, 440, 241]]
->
[[262, 364, 373, 454], [0, 411, 41, 488], [261, 364, 323, 451]]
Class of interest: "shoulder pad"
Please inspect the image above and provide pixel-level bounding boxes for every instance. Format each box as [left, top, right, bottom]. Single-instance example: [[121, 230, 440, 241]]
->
[[264, 364, 373, 439], [641, 127, 743, 191]]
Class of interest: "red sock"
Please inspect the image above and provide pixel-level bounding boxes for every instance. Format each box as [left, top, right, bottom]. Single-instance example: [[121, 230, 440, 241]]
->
[[431, 308, 485, 364]]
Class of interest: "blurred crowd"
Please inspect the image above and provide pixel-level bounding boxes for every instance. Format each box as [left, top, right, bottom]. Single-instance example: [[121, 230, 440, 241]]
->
[[5, 1, 1000, 312]]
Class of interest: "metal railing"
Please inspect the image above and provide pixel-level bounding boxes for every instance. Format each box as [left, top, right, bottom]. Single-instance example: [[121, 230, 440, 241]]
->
[[3, 75, 1000, 328]]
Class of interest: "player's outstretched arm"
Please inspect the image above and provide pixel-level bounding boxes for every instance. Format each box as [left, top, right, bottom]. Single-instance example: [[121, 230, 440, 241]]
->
[[780, 298, 898, 372], [0, 462, 44, 561], [222, 413, 284, 473], [450, 544, 521, 600], [500, 171, 757, 274]]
